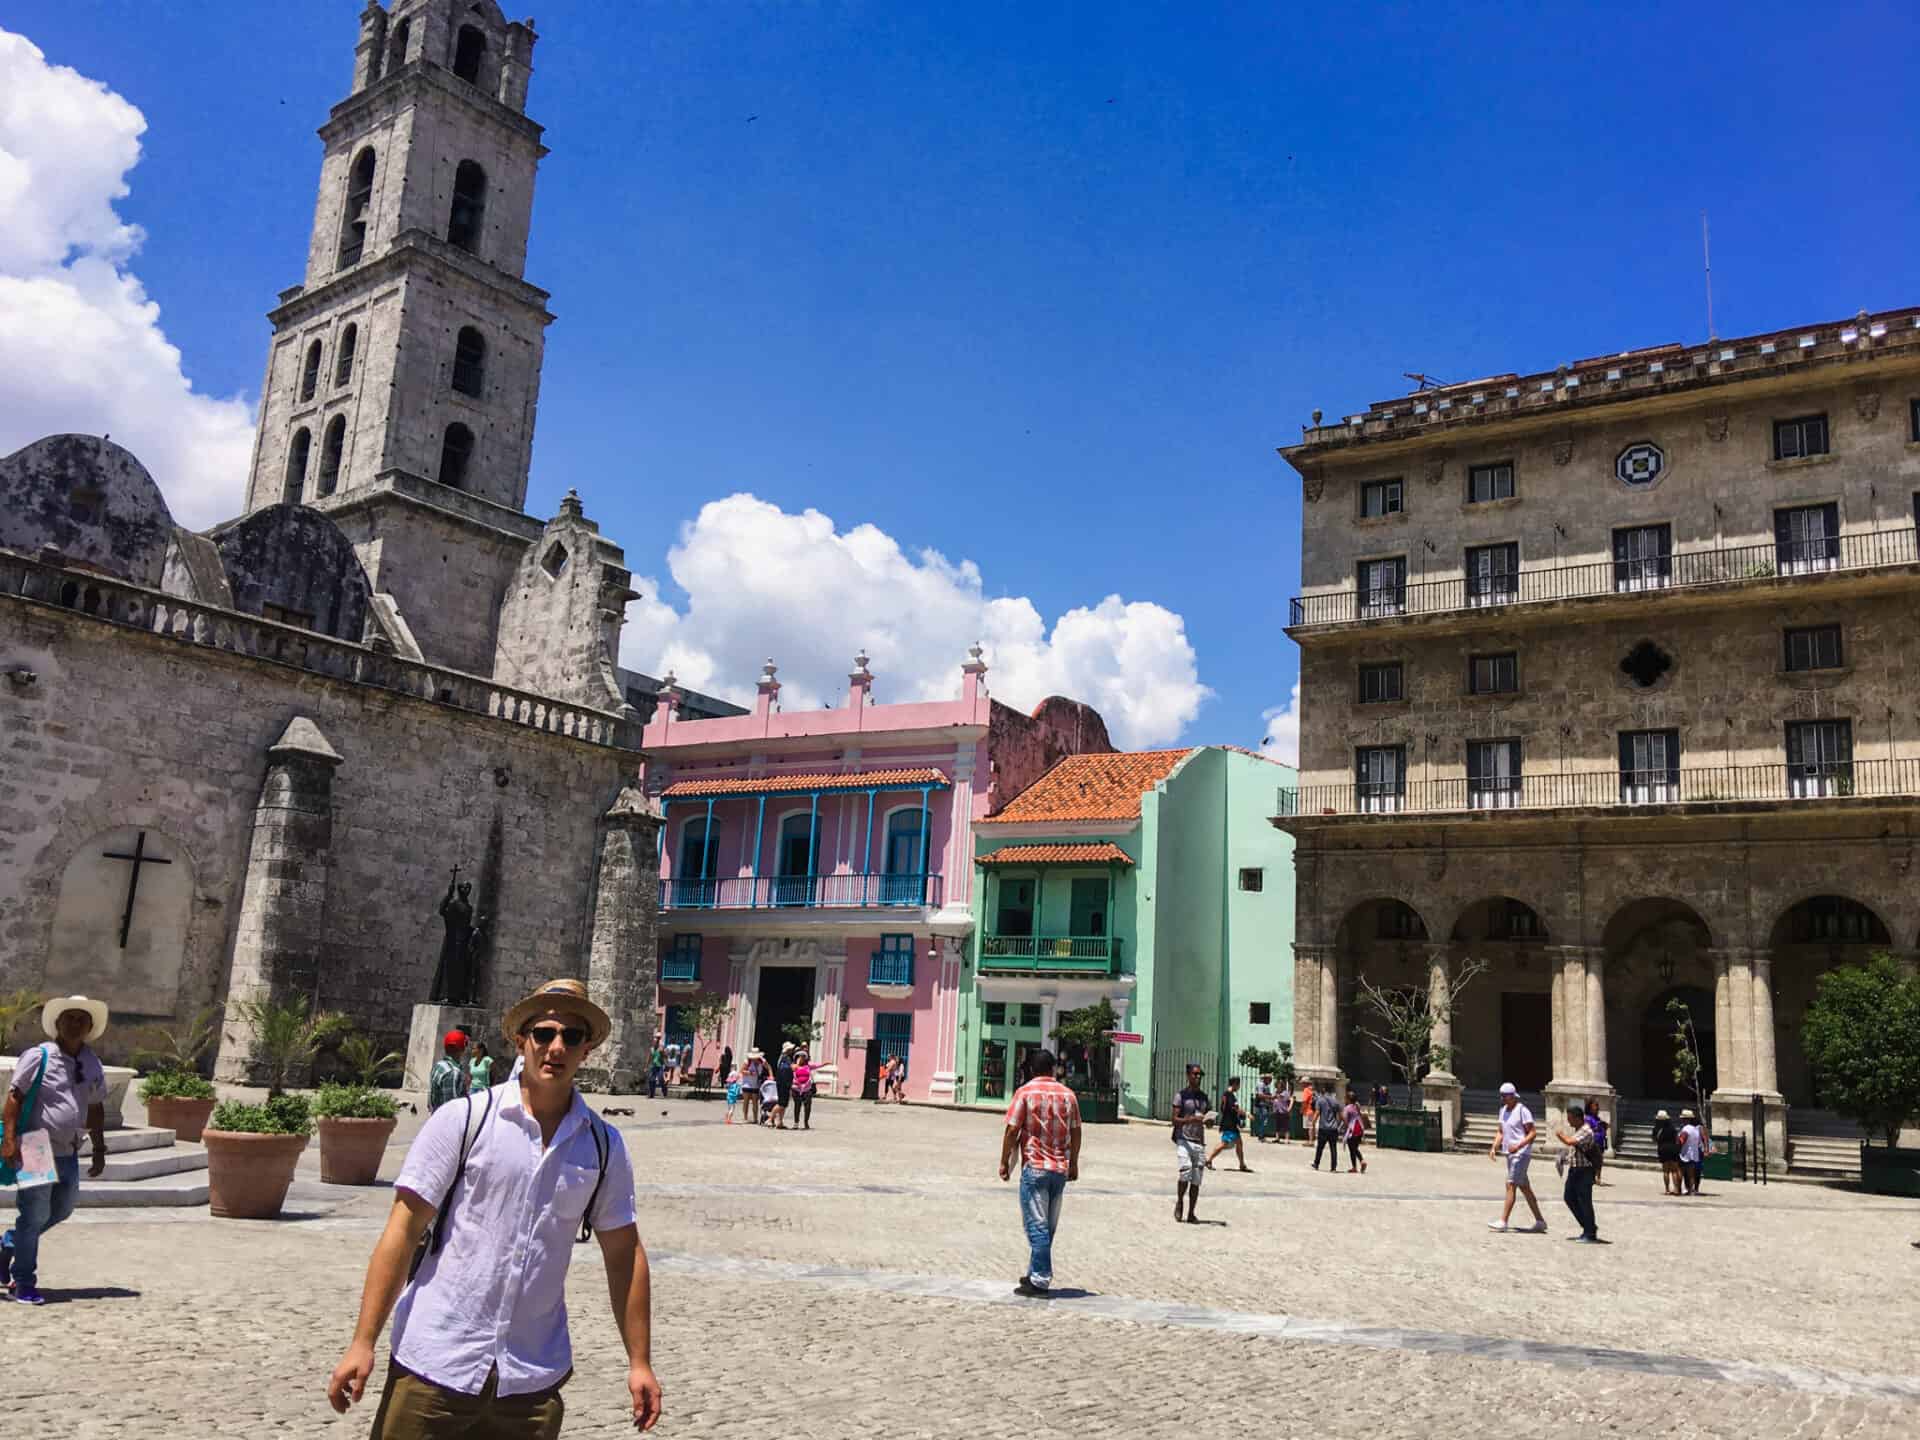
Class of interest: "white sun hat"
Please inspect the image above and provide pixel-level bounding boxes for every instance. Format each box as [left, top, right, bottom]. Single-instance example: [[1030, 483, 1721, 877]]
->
[[41, 994, 110, 1041]]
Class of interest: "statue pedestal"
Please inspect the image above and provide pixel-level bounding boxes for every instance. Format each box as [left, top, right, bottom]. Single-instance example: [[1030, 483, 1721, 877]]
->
[[404, 1003, 489, 1091]]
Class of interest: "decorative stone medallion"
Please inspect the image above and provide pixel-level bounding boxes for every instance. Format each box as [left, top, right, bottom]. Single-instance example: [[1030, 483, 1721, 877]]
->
[[1302, 468, 1326, 503], [1705, 414, 1729, 442], [1615, 441, 1665, 487], [1855, 390, 1881, 422]]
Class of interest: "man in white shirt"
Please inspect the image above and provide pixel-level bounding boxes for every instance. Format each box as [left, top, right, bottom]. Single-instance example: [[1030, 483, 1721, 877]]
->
[[326, 978, 662, 1436], [1486, 1082, 1548, 1233]]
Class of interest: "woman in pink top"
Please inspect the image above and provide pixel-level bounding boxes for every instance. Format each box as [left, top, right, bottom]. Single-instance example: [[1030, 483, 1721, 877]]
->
[[790, 1052, 815, 1131]]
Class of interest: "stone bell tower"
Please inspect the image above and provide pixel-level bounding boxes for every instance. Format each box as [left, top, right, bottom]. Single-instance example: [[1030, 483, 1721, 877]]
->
[[239, 0, 556, 675]]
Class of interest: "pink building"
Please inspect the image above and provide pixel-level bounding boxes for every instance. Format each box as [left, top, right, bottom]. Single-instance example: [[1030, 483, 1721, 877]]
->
[[642, 648, 1112, 1102]]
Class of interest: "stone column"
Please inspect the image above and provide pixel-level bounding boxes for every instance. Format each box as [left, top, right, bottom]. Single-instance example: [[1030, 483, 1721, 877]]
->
[[1291, 943, 1325, 1070], [1707, 947, 1786, 1174], [577, 785, 662, 1094], [1320, 948, 1340, 1075], [215, 717, 341, 1085], [1421, 944, 1463, 1141], [1749, 949, 1780, 1098], [1585, 950, 1610, 1089], [1545, 945, 1609, 1129], [1710, 948, 1736, 1093]]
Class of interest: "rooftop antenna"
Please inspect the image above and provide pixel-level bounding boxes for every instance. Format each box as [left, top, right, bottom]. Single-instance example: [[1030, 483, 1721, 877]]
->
[[1701, 210, 1716, 341], [1403, 372, 1449, 392]]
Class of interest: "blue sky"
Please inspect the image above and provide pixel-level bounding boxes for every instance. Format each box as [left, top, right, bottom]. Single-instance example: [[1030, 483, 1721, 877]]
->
[[4, 1, 1917, 749]]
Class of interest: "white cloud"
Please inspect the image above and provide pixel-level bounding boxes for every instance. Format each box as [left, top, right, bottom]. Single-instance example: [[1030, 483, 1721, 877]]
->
[[0, 29, 252, 528], [1261, 679, 1301, 765], [621, 493, 1211, 748]]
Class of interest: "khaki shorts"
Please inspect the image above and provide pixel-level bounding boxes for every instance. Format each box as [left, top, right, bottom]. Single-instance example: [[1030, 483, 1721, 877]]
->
[[368, 1364, 566, 1440], [1505, 1150, 1534, 1188]]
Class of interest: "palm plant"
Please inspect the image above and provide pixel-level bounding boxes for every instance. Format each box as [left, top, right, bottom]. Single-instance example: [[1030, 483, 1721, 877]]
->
[[337, 1033, 405, 1089], [0, 990, 43, 1054], [132, 1006, 220, 1075], [229, 996, 353, 1096]]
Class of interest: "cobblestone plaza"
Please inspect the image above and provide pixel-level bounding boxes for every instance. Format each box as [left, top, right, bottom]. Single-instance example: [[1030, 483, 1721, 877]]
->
[[21, 1096, 1920, 1437]]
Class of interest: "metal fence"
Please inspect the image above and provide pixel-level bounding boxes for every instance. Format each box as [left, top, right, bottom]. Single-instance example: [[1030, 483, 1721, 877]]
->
[[662, 871, 943, 910], [1289, 525, 1920, 627]]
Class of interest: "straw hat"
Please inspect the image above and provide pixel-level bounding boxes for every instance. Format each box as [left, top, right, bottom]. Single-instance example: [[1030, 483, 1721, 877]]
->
[[42, 994, 109, 1041], [1679, 1108, 1697, 1120], [501, 978, 611, 1048], [1655, 1109, 1670, 1120]]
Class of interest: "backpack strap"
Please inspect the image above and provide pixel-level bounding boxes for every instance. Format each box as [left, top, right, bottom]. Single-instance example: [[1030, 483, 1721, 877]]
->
[[411, 1086, 494, 1279], [575, 1117, 611, 1244]]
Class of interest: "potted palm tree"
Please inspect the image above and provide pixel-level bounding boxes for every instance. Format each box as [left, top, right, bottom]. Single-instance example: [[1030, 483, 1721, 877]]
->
[[202, 997, 350, 1219], [133, 1008, 219, 1141], [313, 1034, 404, 1185]]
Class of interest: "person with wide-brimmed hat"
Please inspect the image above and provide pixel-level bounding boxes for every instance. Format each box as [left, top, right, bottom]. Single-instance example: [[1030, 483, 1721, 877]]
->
[[327, 978, 662, 1434], [2, 995, 111, 1305]]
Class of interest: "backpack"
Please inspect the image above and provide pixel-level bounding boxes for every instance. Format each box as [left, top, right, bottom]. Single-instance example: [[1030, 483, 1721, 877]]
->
[[0, 1046, 49, 1187]]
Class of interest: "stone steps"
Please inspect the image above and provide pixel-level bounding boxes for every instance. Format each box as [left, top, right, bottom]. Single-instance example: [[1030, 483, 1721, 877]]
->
[[0, 1127, 210, 1209]]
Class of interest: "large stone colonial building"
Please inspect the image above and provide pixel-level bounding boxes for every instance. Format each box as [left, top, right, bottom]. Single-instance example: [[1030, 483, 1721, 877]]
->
[[0, 0, 696, 1089], [1276, 308, 1920, 1171]]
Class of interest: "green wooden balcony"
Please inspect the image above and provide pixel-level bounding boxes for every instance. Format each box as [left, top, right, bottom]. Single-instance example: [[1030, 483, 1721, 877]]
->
[[978, 934, 1122, 977]]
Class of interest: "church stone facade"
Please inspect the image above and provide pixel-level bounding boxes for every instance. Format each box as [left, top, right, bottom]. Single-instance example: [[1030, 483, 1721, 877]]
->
[[1276, 309, 1920, 1171], [0, 1, 673, 1089]]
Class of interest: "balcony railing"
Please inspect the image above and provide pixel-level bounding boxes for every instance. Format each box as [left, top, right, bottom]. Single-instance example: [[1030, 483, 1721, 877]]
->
[[979, 934, 1123, 976], [662, 872, 943, 911], [1276, 758, 1920, 818], [868, 949, 915, 987], [660, 953, 701, 984], [1289, 526, 1919, 627]]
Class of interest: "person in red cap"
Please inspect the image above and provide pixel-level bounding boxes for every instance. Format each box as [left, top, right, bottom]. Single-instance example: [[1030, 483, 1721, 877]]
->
[[428, 1031, 471, 1113]]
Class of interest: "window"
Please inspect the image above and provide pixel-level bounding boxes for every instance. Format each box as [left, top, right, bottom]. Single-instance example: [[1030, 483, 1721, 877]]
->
[[453, 25, 487, 84], [1791, 896, 1884, 943], [1466, 738, 1521, 809], [1357, 556, 1406, 617], [448, 160, 486, 251], [1237, 867, 1264, 892], [1069, 875, 1108, 936], [1613, 524, 1672, 592], [1249, 1001, 1272, 1025], [316, 415, 346, 497], [1355, 745, 1406, 813], [337, 148, 376, 269], [1773, 413, 1830, 461], [1619, 728, 1679, 804], [438, 422, 474, 488], [1911, 398, 1919, 443], [662, 933, 702, 983], [883, 809, 927, 904], [451, 327, 486, 397], [1358, 661, 1403, 704], [334, 324, 358, 385], [387, 17, 411, 72], [1497, 901, 1543, 940], [676, 819, 718, 906], [299, 340, 323, 403], [1467, 461, 1514, 503], [1468, 652, 1517, 695], [261, 602, 315, 629], [284, 427, 311, 504], [1775, 503, 1839, 574], [1784, 624, 1843, 672], [1786, 719, 1853, 798], [1465, 543, 1518, 607], [1360, 478, 1403, 518], [983, 1002, 1006, 1027], [870, 934, 915, 988], [1376, 902, 1421, 939], [1019, 1003, 1042, 1029]]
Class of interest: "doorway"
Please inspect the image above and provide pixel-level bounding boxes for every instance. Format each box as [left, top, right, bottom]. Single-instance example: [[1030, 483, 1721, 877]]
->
[[1640, 986, 1716, 1099], [752, 966, 816, 1062], [1499, 992, 1551, 1091]]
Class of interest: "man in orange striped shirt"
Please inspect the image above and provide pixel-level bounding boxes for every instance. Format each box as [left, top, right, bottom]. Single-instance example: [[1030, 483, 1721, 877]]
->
[[998, 1050, 1083, 1297]]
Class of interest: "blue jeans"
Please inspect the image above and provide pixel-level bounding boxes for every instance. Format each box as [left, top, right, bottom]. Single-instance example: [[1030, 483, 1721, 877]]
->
[[6, 1153, 81, 1291], [1017, 1166, 1067, 1289]]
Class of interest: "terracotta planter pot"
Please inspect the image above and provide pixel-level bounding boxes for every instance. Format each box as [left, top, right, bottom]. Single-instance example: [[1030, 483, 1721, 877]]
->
[[202, 1129, 310, 1219], [317, 1116, 398, 1185], [145, 1094, 217, 1143]]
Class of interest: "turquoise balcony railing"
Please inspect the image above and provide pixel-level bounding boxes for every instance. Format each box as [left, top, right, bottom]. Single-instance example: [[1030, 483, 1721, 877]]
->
[[662, 872, 943, 911], [978, 935, 1122, 977]]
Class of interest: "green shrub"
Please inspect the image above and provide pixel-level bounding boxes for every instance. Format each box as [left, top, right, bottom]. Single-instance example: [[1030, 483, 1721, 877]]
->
[[311, 1082, 399, 1121], [139, 1069, 216, 1102], [211, 1093, 312, 1137]]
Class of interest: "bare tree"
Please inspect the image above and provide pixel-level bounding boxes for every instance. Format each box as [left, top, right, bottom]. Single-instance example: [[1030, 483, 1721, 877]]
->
[[1355, 956, 1490, 1090]]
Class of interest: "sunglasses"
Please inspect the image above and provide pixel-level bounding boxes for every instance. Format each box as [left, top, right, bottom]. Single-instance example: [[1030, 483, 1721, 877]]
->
[[523, 1024, 588, 1049]]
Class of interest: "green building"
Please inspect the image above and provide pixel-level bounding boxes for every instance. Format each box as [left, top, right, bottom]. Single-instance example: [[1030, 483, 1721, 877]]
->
[[957, 746, 1296, 1117]]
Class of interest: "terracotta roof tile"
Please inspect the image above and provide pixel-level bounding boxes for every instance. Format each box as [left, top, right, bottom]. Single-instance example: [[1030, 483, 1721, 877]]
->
[[662, 767, 948, 798], [981, 749, 1194, 823], [977, 842, 1134, 867]]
